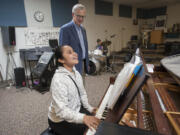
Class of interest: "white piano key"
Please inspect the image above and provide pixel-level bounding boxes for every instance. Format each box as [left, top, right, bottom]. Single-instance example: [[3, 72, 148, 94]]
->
[[86, 128, 96, 135], [95, 84, 114, 118]]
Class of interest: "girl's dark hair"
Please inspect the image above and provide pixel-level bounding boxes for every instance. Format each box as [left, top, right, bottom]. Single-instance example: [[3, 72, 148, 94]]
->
[[54, 46, 64, 66]]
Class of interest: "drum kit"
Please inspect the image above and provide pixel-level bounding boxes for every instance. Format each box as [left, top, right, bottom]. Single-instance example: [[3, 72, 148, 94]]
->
[[88, 35, 115, 74], [88, 49, 106, 74]]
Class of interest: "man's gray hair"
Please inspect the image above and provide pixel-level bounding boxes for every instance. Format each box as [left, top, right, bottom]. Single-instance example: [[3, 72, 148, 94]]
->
[[72, 4, 86, 13]]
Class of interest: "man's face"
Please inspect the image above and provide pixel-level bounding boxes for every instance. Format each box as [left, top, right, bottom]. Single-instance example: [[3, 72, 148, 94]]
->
[[73, 9, 86, 26]]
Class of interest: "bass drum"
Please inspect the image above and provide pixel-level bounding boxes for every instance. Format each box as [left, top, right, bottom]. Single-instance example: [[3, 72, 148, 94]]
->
[[88, 58, 100, 75]]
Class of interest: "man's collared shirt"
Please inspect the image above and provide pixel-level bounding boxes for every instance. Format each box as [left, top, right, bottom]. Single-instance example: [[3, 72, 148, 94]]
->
[[73, 20, 86, 59]]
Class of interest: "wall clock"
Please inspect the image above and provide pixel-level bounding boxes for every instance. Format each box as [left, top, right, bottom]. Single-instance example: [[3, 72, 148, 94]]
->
[[34, 11, 44, 22]]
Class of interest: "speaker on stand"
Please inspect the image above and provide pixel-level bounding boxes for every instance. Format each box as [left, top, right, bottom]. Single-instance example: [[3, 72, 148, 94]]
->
[[1, 26, 16, 46]]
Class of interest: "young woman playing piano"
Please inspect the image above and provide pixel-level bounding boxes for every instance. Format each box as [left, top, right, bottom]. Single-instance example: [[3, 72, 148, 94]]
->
[[48, 45, 100, 135]]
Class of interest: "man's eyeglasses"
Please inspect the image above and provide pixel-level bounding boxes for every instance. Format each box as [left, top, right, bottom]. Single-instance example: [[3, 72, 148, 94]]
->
[[75, 14, 86, 19]]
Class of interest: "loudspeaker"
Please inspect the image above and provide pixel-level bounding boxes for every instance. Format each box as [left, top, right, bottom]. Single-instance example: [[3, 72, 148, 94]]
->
[[14, 67, 26, 87], [1, 26, 16, 46]]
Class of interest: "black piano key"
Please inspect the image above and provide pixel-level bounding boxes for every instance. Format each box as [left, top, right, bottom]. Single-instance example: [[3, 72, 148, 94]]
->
[[102, 111, 108, 115]]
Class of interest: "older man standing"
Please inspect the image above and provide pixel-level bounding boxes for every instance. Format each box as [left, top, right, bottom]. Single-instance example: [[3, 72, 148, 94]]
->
[[59, 4, 89, 75]]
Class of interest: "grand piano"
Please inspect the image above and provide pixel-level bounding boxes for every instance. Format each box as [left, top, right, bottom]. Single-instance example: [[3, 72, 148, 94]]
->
[[84, 48, 180, 135]]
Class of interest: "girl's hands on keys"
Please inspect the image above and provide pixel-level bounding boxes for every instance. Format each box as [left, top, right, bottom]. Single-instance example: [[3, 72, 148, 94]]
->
[[83, 115, 100, 131]]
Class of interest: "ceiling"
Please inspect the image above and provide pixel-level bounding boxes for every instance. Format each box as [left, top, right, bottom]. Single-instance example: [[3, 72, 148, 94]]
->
[[104, 0, 180, 8]]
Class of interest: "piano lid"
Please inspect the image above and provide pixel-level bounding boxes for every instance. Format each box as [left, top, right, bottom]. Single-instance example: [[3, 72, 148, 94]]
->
[[161, 54, 180, 85]]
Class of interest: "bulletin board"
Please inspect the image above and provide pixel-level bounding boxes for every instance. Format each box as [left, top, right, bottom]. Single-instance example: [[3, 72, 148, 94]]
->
[[24, 28, 59, 46]]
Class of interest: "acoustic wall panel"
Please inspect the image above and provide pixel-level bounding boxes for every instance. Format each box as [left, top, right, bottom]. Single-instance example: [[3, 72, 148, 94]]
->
[[51, 0, 78, 27], [95, 0, 113, 16], [137, 7, 167, 19], [0, 0, 27, 26], [119, 5, 132, 18]]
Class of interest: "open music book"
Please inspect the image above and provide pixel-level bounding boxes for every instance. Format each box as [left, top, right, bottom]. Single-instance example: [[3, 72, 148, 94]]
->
[[108, 54, 142, 109]]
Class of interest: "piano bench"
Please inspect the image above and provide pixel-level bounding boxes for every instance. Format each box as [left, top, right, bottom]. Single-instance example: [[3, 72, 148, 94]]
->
[[40, 127, 56, 135]]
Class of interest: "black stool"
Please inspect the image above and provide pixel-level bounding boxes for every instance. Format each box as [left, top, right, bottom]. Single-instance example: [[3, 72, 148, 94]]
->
[[40, 127, 55, 135]]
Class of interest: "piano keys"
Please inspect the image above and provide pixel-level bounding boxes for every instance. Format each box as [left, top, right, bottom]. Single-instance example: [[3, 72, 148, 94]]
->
[[86, 85, 114, 135]]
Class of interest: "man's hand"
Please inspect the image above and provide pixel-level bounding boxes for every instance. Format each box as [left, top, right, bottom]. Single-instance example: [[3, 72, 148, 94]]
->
[[83, 115, 100, 131]]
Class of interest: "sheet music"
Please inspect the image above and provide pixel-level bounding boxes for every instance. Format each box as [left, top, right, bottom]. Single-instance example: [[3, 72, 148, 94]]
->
[[108, 63, 136, 109], [108, 54, 142, 109]]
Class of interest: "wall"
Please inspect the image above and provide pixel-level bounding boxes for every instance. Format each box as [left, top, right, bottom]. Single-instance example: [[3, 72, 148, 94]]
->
[[24, 0, 53, 27], [139, 3, 180, 32], [0, 0, 54, 80], [80, 0, 139, 52], [0, 0, 138, 80], [140, 3, 180, 42], [167, 3, 180, 28], [165, 3, 180, 42]]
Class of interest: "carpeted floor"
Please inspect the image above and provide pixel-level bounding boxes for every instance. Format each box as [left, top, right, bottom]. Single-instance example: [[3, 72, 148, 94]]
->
[[0, 72, 114, 135]]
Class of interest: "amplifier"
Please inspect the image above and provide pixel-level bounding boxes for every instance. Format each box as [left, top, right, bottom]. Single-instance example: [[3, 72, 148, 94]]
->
[[14, 67, 26, 87]]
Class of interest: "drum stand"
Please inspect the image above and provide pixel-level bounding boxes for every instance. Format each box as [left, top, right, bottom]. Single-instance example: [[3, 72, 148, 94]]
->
[[103, 55, 115, 74]]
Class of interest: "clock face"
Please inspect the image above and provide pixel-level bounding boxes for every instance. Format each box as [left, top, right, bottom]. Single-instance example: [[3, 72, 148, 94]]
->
[[34, 11, 44, 22]]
